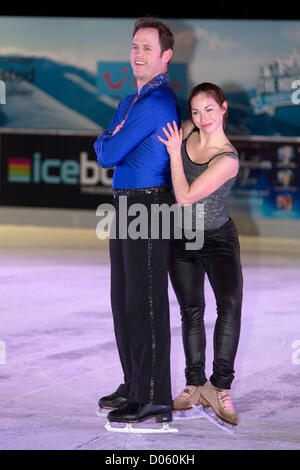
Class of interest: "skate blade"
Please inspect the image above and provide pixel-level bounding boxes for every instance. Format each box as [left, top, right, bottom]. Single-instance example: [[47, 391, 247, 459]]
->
[[173, 407, 206, 421], [192, 405, 236, 434], [96, 408, 108, 418], [105, 421, 178, 434]]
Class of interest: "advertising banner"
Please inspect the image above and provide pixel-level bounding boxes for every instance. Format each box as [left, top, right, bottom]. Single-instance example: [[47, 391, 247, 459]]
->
[[1, 131, 299, 219], [1, 17, 300, 135], [0, 131, 112, 209], [230, 137, 300, 218], [1, 17, 300, 218]]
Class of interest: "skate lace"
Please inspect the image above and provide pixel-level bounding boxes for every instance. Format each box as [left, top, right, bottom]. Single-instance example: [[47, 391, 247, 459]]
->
[[218, 390, 235, 414], [177, 386, 197, 401]]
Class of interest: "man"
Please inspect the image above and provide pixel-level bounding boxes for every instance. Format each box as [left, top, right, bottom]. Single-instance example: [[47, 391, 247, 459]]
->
[[94, 16, 180, 425]]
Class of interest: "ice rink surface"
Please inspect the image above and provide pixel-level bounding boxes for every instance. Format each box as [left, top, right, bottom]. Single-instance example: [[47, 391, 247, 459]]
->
[[0, 226, 299, 450]]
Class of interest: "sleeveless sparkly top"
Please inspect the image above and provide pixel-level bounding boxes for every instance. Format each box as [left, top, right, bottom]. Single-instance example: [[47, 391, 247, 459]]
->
[[181, 130, 239, 230]]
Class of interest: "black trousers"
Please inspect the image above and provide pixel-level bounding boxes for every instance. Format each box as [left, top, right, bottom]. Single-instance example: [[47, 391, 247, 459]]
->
[[168, 218, 243, 390], [109, 188, 174, 406]]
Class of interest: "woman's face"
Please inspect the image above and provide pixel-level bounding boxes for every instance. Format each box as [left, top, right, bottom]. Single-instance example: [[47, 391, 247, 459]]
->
[[190, 92, 227, 134]]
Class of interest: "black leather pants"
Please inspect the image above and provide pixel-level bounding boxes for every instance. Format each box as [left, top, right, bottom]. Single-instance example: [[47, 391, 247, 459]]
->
[[168, 218, 243, 390]]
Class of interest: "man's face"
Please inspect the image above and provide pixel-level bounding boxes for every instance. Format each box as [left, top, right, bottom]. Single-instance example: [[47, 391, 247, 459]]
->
[[130, 27, 171, 89]]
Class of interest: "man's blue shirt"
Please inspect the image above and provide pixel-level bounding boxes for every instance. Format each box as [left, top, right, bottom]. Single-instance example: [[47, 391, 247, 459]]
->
[[94, 73, 181, 189]]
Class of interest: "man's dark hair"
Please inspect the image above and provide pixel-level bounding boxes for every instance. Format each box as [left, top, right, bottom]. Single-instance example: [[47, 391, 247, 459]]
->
[[132, 16, 175, 55]]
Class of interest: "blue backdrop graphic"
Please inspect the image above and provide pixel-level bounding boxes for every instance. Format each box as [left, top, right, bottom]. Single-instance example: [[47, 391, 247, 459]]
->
[[0, 17, 300, 217], [1, 17, 300, 135], [97, 62, 188, 100]]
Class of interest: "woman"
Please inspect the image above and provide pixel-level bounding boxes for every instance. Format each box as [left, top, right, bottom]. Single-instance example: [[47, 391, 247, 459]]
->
[[158, 82, 243, 426]]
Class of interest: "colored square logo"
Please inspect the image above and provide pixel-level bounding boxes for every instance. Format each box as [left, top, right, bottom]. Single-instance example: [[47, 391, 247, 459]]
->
[[8, 158, 31, 183]]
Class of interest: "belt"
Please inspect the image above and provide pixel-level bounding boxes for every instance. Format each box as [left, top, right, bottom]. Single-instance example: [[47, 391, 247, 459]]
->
[[112, 185, 171, 198]]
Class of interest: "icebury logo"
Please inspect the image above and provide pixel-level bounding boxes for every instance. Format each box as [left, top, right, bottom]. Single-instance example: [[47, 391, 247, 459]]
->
[[7, 152, 112, 186], [0, 80, 6, 104], [0, 341, 6, 364], [96, 197, 205, 250]]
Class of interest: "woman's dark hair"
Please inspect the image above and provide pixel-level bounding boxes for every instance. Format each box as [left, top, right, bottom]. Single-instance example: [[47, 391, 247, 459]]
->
[[132, 16, 174, 56], [188, 82, 228, 127]]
